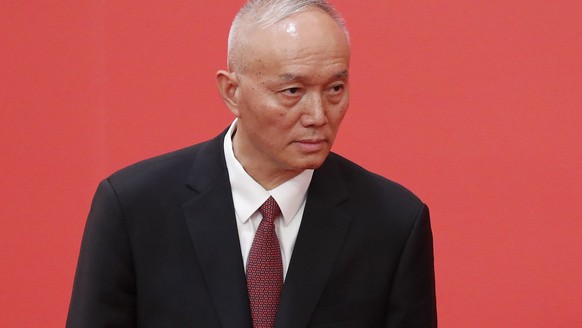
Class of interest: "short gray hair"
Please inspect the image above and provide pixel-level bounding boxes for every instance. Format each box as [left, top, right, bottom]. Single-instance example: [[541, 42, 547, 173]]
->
[[227, 0, 349, 72]]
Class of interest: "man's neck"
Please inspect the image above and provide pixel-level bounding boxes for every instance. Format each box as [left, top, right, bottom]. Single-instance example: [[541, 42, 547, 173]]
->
[[233, 153, 304, 190]]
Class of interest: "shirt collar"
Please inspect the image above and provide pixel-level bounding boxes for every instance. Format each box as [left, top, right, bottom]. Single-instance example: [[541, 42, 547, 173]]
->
[[223, 119, 313, 225]]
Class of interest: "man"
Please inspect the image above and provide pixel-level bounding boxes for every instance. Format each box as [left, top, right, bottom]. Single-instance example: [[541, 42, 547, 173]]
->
[[67, 0, 437, 327]]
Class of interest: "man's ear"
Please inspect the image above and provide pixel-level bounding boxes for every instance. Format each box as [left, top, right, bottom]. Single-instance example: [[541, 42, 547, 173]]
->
[[216, 70, 241, 117]]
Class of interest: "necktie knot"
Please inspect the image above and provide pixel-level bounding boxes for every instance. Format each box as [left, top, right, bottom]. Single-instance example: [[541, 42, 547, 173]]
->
[[259, 196, 281, 224]]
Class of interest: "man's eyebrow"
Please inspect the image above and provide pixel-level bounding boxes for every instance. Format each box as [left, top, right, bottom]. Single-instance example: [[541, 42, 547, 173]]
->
[[278, 70, 349, 82], [278, 73, 302, 82], [335, 70, 349, 79]]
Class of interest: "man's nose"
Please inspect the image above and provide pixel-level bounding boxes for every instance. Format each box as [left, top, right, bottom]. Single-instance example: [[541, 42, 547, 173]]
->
[[301, 93, 328, 127]]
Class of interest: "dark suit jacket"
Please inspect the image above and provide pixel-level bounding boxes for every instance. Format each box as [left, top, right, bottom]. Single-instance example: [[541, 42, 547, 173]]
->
[[67, 131, 437, 327]]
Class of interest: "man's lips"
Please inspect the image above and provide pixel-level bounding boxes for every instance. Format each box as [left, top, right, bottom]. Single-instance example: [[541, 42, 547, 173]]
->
[[294, 139, 327, 152]]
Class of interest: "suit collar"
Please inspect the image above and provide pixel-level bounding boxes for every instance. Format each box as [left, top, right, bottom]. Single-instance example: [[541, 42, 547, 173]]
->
[[184, 130, 229, 194]]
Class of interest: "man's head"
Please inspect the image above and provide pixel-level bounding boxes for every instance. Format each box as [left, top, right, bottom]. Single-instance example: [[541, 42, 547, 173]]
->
[[216, 0, 350, 188]]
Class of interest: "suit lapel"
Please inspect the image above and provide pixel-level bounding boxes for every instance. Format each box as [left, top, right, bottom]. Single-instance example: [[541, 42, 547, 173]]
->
[[276, 155, 352, 328], [182, 133, 252, 328]]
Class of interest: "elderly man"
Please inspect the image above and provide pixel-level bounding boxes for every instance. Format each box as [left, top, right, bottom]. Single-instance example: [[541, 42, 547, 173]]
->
[[67, 0, 437, 327]]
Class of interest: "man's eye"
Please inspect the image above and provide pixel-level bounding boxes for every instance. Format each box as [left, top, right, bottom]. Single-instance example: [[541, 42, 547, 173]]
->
[[330, 84, 344, 93], [282, 87, 300, 95]]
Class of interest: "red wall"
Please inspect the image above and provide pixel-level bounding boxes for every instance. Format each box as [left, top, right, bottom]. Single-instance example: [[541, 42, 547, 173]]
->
[[1, 1, 580, 326]]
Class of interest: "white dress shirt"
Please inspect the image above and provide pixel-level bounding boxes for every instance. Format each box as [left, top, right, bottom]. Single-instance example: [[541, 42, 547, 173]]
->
[[223, 120, 313, 279]]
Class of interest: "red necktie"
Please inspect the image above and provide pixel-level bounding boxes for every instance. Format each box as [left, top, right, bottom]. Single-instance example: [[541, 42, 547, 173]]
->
[[247, 196, 283, 328]]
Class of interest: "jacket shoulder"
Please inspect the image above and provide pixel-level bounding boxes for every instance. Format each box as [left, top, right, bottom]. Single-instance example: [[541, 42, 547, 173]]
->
[[326, 152, 425, 212], [106, 133, 224, 196], [109, 144, 197, 183]]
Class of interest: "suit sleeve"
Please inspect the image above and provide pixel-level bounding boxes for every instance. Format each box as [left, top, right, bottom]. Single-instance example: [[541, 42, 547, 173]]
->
[[385, 204, 437, 328], [66, 179, 137, 328]]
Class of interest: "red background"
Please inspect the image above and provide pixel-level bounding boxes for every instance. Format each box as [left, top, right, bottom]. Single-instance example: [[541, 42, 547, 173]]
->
[[1, 1, 580, 326]]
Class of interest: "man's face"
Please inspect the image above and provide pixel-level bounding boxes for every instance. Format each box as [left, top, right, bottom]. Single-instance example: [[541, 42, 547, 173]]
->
[[231, 8, 350, 183]]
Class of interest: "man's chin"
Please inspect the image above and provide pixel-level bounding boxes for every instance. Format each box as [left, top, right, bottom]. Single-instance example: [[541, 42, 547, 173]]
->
[[294, 153, 329, 170]]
